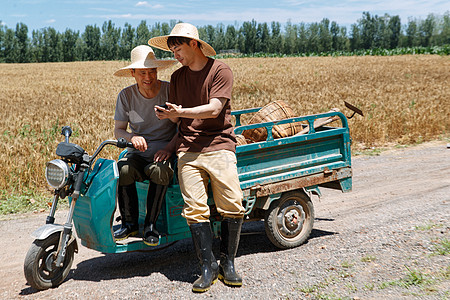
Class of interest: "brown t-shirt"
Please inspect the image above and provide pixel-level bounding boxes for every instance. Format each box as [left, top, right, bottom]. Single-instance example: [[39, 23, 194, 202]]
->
[[169, 58, 237, 153]]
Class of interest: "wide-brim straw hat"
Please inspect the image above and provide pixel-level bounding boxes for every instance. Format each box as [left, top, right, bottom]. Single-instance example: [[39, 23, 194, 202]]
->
[[114, 45, 178, 77], [148, 23, 216, 57]]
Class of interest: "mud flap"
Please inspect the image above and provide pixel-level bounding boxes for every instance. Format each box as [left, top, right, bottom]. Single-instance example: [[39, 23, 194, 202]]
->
[[31, 224, 64, 240], [31, 224, 78, 253]]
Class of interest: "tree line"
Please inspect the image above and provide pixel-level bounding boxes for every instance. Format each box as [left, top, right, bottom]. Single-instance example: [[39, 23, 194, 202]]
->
[[1, 11, 449, 63]]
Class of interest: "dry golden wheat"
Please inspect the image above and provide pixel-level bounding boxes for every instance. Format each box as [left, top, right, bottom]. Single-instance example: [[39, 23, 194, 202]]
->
[[0, 55, 448, 195]]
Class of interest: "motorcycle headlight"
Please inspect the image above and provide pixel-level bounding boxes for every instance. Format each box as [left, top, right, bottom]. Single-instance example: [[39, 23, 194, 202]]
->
[[45, 159, 69, 189]]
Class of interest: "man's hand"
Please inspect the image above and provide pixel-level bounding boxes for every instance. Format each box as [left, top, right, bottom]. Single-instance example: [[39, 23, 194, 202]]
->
[[155, 102, 181, 122], [154, 149, 172, 162], [156, 98, 226, 120], [131, 135, 147, 152]]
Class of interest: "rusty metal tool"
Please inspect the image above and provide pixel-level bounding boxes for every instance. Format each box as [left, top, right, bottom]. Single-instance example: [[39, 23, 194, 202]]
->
[[344, 101, 364, 119]]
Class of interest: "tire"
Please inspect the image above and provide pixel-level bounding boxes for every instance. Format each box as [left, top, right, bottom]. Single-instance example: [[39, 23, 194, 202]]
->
[[264, 190, 314, 249], [24, 232, 75, 290]]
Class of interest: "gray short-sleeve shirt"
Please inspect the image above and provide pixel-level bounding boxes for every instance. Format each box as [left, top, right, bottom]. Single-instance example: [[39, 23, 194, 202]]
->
[[114, 81, 176, 160]]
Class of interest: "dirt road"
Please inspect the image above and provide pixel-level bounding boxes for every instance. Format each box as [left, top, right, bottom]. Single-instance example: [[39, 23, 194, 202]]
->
[[1, 141, 449, 299]]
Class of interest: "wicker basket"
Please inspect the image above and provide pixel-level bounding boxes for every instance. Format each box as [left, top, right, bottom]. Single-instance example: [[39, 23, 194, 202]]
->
[[235, 134, 248, 146], [242, 100, 302, 142]]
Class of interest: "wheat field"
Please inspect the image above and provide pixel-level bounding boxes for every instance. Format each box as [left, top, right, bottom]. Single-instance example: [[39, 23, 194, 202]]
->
[[0, 55, 448, 195]]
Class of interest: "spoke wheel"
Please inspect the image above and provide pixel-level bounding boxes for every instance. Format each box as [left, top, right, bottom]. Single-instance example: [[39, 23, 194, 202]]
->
[[265, 190, 314, 249], [24, 232, 75, 290]]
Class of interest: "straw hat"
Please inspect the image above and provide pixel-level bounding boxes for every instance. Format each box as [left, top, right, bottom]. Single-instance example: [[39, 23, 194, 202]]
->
[[148, 23, 216, 57], [114, 45, 177, 77]]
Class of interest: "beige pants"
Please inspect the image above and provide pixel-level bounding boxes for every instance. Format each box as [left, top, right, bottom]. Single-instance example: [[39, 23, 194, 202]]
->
[[177, 150, 245, 225]]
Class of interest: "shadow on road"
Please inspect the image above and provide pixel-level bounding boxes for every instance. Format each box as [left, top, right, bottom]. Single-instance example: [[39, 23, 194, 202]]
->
[[20, 220, 337, 294]]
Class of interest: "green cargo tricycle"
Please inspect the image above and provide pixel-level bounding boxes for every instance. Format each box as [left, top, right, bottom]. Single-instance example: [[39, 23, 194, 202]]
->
[[24, 106, 354, 290]]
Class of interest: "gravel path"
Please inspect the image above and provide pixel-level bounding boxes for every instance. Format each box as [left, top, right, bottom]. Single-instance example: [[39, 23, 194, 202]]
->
[[1, 141, 449, 299]]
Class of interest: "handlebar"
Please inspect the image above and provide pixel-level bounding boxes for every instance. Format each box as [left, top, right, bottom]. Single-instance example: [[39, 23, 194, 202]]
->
[[58, 125, 135, 166], [117, 137, 134, 149], [89, 138, 134, 165]]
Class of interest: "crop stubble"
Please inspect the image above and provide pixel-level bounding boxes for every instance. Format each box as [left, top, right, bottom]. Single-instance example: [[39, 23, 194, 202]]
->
[[0, 55, 448, 194]]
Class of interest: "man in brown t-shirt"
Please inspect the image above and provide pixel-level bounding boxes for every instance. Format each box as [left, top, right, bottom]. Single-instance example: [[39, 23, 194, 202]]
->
[[149, 23, 245, 293]]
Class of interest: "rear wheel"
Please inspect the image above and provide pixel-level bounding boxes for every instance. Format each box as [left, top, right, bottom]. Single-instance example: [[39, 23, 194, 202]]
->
[[24, 232, 75, 290], [264, 190, 314, 249]]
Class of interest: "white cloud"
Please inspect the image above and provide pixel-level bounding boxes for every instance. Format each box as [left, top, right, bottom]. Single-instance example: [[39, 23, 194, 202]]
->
[[136, 1, 149, 6], [45, 19, 56, 24], [135, 1, 163, 9]]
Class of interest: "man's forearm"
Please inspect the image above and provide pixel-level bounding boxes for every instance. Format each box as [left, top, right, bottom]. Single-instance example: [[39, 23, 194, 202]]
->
[[169, 116, 180, 123], [177, 97, 226, 119], [114, 128, 134, 141]]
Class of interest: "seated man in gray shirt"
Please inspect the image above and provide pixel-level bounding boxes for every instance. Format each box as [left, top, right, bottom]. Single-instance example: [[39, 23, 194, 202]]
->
[[113, 45, 177, 246]]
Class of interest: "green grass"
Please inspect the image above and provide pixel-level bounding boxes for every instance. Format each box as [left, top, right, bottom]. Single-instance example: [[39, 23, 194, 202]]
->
[[402, 266, 434, 287], [0, 189, 68, 215], [299, 277, 333, 294], [340, 261, 354, 268], [378, 266, 450, 297], [299, 251, 449, 298], [361, 255, 377, 262], [364, 283, 375, 291], [415, 221, 444, 231], [379, 266, 434, 289], [432, 238, 450, 256]]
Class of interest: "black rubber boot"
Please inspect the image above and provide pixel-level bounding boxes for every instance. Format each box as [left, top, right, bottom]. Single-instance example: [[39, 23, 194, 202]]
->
[[218, 218, 243, 287], [190, 222, 219, 293], [143, 184, 168, 246], [114, 184, 139, 240]]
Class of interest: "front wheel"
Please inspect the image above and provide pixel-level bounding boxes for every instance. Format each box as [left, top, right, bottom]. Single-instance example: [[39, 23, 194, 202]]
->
[[24, 232, 76, 290], [264, 190, 314, 249]]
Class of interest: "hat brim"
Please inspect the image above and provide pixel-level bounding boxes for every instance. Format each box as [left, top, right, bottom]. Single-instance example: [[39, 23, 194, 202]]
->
[[114, 59, 178, 77], [148, 35, 216, 57]]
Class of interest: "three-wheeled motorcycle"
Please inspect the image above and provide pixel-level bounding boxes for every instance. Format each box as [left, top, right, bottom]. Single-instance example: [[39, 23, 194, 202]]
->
[[24, 106, 355, 290]]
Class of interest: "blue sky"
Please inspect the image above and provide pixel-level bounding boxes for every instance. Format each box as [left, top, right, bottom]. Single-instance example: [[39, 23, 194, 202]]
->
[[2, 0, 449, 33]]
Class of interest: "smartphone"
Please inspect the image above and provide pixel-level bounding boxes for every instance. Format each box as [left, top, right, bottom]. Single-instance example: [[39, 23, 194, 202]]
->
[[156, 104, 168, 110]]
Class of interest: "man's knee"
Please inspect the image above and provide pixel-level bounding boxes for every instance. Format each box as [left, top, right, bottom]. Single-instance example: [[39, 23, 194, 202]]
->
[[144, 161, 174, 185], [118, 163, 138, 186], [118, 156, 145, 185]]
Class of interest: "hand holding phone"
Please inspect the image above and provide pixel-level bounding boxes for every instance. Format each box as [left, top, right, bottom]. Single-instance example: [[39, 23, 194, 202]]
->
[[155, 104, 168, 111]]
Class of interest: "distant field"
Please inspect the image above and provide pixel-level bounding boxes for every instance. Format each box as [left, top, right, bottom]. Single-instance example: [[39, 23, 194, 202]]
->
[[0, 55, 448, 196]]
